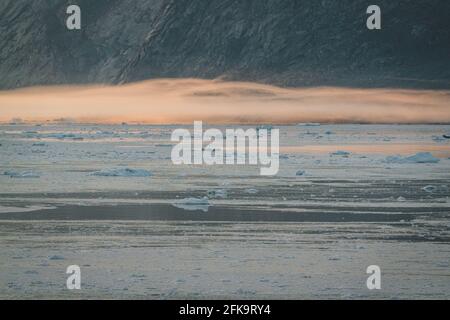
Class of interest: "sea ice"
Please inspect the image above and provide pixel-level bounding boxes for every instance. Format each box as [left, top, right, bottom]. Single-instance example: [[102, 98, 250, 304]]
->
[[298, 123, 321, 126], [422, 185, 437, 193], [296, 170, 306, 176], [48, 255, 65, 260], [172, 197, 210, 212], [4, 171, 40, 178], [385, 152, 440, 164], [331, 150, 350, 156], [90, 168, 152, 177], [207, 189, 228, 199]]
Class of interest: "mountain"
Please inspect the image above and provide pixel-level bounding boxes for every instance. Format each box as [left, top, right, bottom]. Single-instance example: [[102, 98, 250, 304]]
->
[[1, 0, 449, 90]]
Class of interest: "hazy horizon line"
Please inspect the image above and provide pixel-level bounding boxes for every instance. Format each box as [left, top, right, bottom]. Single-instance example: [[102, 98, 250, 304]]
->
[[1, 78, 449, 125]]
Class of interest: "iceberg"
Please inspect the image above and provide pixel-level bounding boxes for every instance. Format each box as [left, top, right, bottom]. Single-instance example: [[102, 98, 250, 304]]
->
[[244, 188, 258, 194], [298, 123, 321, 127], [422, 185, 437, 193], [172, 197, 210, 212], [4, 171, 40, 178], [207, 189, 228, 199], [385, 152, 440, 164], [331, 150, 350, 156], [90, 168, 152, 177]]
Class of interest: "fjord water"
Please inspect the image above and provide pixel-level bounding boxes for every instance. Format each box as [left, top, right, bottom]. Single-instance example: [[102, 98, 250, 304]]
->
[[0, 123, 449, 298]]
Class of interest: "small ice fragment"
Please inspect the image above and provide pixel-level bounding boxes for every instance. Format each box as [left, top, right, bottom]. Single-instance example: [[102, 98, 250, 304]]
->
[[298, 123, 321, 127], [397, 196, 406, 202], [48, 255, 65, 260], [295, 170, 306, 176], [207, 189, 227, 199], [244, 188, 258, 194], [32, 142, 47, 147], [331, 150, 350, 156], [90, 168, 152, 177], [172, 197, 210, 212], [422, 185, 437, 193]]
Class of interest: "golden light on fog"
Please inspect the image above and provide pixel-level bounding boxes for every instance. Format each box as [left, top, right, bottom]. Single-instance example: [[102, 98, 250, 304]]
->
[[0, 79, 449, 124]]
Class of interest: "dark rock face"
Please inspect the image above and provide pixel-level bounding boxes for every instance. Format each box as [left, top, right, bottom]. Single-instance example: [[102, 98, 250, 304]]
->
[[1, 0, 449, 89]]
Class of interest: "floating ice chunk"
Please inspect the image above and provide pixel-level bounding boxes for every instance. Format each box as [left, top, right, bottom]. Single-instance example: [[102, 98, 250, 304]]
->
[[172, 197, 210, 212], [295, 170, 306, 176], [298, 123, 321, 126], [90, 168, 152, 177], [331, 150, 350, 156], [4, 170, 40, 178], [432, 135, 446, 142], [48, 255, 65, 260], [385, 152, 440, 164], [244, 188, 258, 194], [422, 185, 437, 193], [256, 125, 273, 131], [397, 196, 406, 202], [32, 142, 47, 147], [175, 197, 209, 205], [50, 133, 81, 140], [207, 189, 227, 199]]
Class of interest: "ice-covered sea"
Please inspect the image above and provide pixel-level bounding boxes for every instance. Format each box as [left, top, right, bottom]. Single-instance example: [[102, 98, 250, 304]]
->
[[0, 123, 449, 299]]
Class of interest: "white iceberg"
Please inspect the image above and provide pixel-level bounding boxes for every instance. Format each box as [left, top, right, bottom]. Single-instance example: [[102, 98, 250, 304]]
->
[[385, 152, 440, 164], [172, 197, 210, 212], [90, 168, 152, 177]]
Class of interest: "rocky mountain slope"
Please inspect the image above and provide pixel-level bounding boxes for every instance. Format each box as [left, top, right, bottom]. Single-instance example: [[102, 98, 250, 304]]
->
[[1, 0, 449, 89]]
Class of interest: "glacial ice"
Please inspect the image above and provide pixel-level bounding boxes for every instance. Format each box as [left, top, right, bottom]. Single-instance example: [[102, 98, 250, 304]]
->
[[331, 150, 351, 156], [296, 170, 306, 176], [422, 185, 437, 193], [4, 171, 40, 178], [172, 197, 210, 212], [207, 189, 228, 199], [385, 152, 440, 164], [90, 168, 152, 177]]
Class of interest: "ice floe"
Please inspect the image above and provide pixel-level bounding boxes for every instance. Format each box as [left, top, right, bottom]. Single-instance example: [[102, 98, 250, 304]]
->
[[0, 205, 56, 213], [331, 150, 351, 156], [207, 189, 228, 199], [298, 123, 321, 126], [385, 152, 440, 164], [48, 255, 65, 260], [295, 170, 306, 176], [422, 185, 437, 193], [172, 197, 210, 212], [3, 170, 40, 178], [90, 168, 152, 177]]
